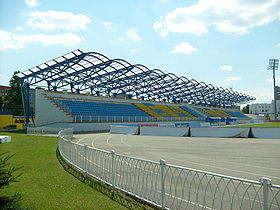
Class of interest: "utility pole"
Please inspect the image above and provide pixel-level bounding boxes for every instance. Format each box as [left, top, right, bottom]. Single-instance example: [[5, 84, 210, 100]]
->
[[268, 59, 279, 120]]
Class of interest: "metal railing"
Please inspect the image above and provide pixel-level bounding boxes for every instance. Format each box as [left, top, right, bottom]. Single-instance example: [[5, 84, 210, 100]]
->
[[58, 129, 280, 210], [27, 126, 70, 136], [73, 115, 202, 123]]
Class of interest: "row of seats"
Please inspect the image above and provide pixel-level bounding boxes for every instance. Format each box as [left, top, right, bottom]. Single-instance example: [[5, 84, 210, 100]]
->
[[225, 110, 248, 118], [59, 100, 149, 116], [180, 106, 204, 118], [195, 107, 247, 118], [56, 99, 247, 119], [198, 108, 231, 117], [133, 103, 198, 118]]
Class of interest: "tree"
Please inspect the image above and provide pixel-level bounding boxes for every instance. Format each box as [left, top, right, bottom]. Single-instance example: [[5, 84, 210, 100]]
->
[[1, 71, 24, 115], [0, 153, 27, 210], [0, 96, 3, 111], [242, 104, 249, 114]]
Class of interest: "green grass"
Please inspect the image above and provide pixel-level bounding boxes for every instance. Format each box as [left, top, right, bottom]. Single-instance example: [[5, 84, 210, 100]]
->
[[232, 122, 280, 127], [0, 132, 127, 210]]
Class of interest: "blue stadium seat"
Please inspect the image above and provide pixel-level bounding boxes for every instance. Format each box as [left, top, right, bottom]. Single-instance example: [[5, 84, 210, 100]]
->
[[59, 100, 150, 117], [224, 110, 248, 118], [180, 106, 204, 118]]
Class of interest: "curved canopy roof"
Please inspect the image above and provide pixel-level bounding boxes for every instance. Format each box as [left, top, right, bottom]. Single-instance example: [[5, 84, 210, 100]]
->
[[17, 49, 255, 107]]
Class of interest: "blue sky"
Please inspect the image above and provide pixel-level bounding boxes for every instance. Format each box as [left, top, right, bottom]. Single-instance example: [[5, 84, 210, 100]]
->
[[0, 0, 279, 104]]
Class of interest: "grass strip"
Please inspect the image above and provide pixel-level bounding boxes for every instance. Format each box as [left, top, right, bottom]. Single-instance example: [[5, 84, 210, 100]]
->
[[231, 122, 280, 127], [56, 147, 157, 210], [0, 132, 128, 209]]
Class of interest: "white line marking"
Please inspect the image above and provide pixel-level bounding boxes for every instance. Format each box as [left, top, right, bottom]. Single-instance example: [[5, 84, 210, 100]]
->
[[76, 136, 88, 144], [120, 136, 133, 148], [90, 133, 106, 148], [163, 155, 280, 180], [161, 191, 214, 210], [189, 155, 280, 172], [106, 135, 115, 150]]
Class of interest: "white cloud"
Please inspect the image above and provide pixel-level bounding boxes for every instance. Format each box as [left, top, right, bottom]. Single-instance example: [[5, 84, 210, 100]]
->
[[28, 10, 91, 31], [25, 0, 39, 7], [154, 0, 280, 36], [131, 49, 140, 53], [266, 76, 280, 83], [171, 42, 197, 55], [126, 29, 142, 41], [219, 65, 233, 71], [118, 37, 125, 42], [0, 30, 81, 50], [277, 43, 280, 47], [244, 88, 273, 103], [102, 22, 112, 28], [224, 76, 241, 82], [16, 26, 23, 31]]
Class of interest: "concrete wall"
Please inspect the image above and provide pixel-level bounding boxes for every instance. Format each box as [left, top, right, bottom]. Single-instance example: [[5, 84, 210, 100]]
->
[[140, 126, 189, 136], [45, 121, 192, 133], [43, 121, 280, 138], [191, 127, 250, 138], [35, 89, 72, 126], [110, 125, 139, 135]]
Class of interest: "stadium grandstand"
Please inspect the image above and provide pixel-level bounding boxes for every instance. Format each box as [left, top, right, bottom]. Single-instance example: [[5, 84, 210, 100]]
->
[[16, 49, 255, 129]]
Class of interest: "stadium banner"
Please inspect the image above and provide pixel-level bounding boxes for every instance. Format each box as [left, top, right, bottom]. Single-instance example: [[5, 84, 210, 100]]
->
[[174, 122, 189, 127], [139, 124, 158, 127], [140, 126, 189, 136], [158, 123, 175, 127], [188, 122, 202, 127], [199, 122, 211, 127], [110, 125, 139, 135], [191, 127, 250, 138], [251, 127, 280, 139]]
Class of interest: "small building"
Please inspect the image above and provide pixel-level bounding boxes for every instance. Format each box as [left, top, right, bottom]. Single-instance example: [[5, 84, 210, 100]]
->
[[249, 103, 272, 115], [249, 100, 280, 119], [0, 85, 10, 97]]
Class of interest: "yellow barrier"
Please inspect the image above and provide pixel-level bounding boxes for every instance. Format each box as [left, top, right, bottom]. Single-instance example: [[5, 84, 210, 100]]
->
[[0, 114, 26, 129], [0, 114, 13, 129]]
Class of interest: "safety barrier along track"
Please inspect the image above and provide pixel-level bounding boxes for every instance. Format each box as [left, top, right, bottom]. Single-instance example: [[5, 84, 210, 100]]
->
[[58, 128, 280, 210]]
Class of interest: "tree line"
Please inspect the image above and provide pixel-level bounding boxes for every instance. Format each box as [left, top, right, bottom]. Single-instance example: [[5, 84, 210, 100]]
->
[[0, 71, 24, 116]]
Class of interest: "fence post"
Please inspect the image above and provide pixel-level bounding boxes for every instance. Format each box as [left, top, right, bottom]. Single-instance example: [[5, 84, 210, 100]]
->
[[66, 138, 70, 161], [160, 159, 166, 210], [84, 144, 88, 174], [111, 150, 116, 190], [260, 177, 271, 210]]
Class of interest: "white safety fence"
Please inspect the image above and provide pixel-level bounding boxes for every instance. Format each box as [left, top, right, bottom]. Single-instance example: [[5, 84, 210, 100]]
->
[[58, 129, 280, 210], [27, 126, 70, 136], [73, 115, 202, 123]]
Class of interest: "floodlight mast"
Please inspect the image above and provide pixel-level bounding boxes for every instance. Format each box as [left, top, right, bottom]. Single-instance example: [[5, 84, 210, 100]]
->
[[268, 59, 279, 120]]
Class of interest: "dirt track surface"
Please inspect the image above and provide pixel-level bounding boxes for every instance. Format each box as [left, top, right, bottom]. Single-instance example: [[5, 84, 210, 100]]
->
[[74, 133, 280, 185]]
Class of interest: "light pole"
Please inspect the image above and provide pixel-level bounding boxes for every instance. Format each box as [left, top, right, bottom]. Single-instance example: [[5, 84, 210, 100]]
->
[[267, 59, 279, 120]]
